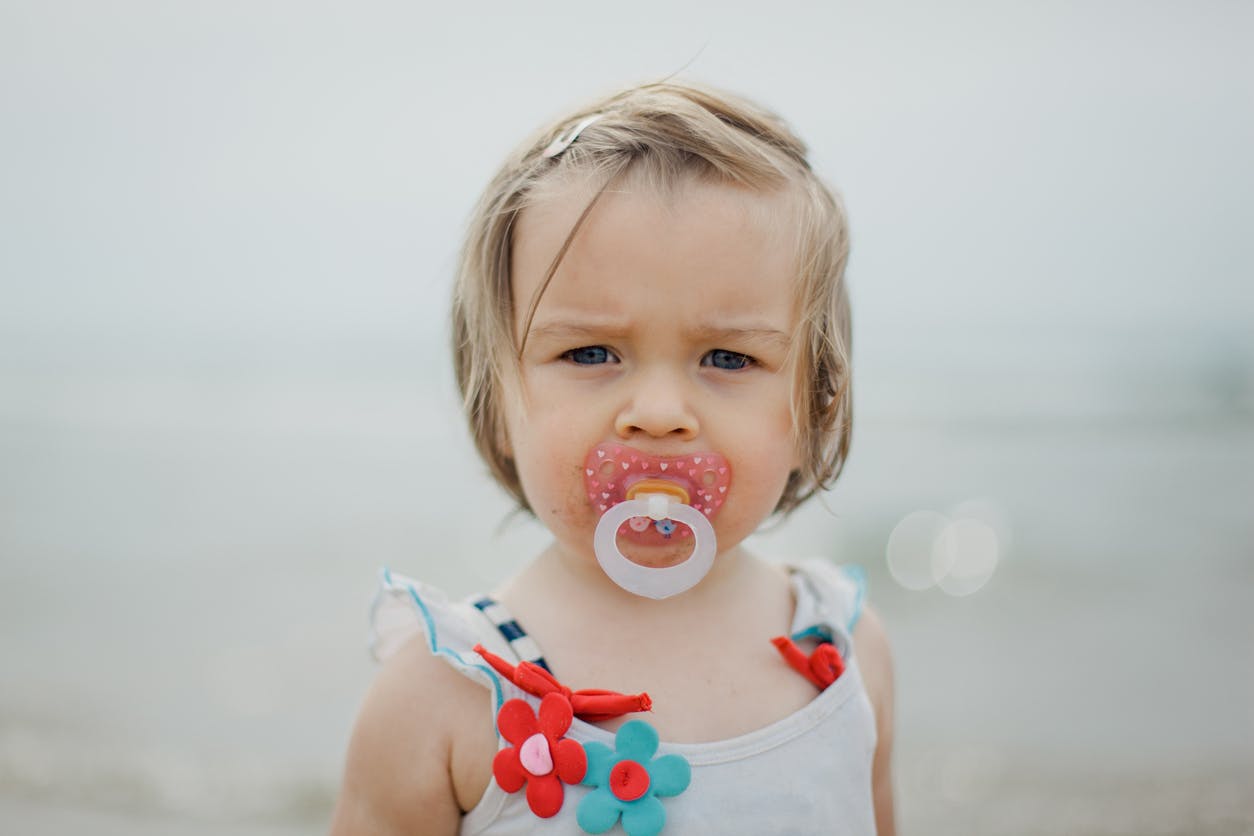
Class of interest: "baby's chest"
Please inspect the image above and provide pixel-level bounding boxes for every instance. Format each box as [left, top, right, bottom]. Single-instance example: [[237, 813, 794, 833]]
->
[[593, 654, 821, 743], [539, 621, 818, 739]]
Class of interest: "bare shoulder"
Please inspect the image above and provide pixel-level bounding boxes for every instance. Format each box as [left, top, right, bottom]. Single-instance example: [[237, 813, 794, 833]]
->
[[852, 603, 894, 716], [329, 637, 496, 836], [852, 603, 897, 836]]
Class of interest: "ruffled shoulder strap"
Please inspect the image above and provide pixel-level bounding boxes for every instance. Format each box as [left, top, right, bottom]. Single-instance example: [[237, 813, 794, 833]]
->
[[788, 559, 867, 647], [369, 568, 524, 712]]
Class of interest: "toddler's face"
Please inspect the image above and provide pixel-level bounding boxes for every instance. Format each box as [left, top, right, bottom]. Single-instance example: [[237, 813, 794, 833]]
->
[[505, 176, 801, 570]]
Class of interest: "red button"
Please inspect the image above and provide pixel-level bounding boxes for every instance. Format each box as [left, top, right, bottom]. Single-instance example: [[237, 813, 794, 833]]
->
[[609, 759, 650, 801]]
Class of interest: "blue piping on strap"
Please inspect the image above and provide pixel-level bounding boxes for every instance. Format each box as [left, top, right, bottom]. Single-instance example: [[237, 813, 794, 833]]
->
[[380, 567, 505, 713], [790, 624, 833, 644], [839, 563, 867, 632], [788, 563, 868, 643]]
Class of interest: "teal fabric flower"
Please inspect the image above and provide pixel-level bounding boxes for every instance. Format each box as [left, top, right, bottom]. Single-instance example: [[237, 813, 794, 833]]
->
[[577, 720, 690, 836]]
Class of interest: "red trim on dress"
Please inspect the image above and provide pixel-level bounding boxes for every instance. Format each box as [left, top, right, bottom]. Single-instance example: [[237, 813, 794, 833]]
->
[[474, 643, 652, 722]]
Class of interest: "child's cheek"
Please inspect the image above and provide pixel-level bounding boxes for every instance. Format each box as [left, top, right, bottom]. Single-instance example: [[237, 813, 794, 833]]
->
[[530, 453, 598, 529]]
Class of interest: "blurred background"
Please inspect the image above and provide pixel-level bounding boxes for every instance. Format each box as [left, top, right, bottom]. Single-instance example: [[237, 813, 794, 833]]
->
[[2, 2, 1251, 834]]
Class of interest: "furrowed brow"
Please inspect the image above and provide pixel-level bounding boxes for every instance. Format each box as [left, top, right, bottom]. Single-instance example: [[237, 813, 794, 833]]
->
[[524, 320, 792, 350]]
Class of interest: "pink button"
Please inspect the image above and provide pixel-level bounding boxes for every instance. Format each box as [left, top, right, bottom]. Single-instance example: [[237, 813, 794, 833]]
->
[[519, 733, 553, 776]]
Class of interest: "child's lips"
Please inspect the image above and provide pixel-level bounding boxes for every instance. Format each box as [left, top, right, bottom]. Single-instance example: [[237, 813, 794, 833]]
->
[[582, 443, 732, 525]]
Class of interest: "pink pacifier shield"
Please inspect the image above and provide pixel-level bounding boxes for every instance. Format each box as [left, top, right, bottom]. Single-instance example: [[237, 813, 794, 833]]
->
[[582, 444, 731, 545]]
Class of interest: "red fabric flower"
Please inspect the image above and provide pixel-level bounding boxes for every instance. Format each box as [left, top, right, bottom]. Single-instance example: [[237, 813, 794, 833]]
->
[[771, 635, 846, 690], [493, 693, 588, 817]]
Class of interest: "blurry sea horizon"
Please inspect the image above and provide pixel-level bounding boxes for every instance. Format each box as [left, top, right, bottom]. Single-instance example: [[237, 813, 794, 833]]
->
[[3, 325, 1252, 834]]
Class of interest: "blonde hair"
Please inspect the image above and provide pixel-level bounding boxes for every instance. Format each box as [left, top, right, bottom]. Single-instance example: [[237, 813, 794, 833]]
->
[[452, 81, 852, 516]]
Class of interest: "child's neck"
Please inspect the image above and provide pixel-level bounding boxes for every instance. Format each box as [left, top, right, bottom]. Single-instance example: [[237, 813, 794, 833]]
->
[[494, 541, 805, 742]]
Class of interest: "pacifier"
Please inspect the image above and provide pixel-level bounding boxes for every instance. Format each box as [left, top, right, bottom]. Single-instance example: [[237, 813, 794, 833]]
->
[[583, 444, 732, 599]]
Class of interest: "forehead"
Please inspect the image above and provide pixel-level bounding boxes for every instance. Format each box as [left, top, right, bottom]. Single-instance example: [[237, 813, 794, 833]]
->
[[512, 175, 800, 332]]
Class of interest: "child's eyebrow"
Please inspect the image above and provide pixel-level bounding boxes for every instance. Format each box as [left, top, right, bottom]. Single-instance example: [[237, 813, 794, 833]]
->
[[688, 324, 792, 349], [525, 321, 632, 343], [527, 320, 791, 349]]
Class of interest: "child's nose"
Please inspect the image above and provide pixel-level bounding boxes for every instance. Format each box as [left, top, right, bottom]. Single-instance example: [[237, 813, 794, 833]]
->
[[614, 371, 699, 441]]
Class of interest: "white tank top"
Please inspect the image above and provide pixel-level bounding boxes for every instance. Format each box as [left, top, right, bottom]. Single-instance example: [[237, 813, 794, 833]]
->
[[370, 559, 878, 835]]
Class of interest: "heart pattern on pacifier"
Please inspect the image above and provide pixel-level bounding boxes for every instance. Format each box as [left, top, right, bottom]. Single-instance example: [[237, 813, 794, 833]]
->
[[582, 444, 732, 541]]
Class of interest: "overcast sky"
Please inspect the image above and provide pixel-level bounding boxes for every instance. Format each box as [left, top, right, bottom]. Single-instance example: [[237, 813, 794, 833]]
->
[[2, 1, 1250, 419]]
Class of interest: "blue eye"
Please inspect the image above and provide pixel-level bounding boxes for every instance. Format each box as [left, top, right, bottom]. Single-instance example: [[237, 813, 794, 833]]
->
[[563, 346, 616, 365], [702, 349, 753, 370]]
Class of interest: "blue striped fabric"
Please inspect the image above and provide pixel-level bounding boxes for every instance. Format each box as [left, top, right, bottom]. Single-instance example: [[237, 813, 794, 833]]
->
[[472, 596, 552, 673]]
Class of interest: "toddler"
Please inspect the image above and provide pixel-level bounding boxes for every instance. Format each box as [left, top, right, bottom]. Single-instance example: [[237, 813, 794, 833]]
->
[[331, 81, 895, 836]]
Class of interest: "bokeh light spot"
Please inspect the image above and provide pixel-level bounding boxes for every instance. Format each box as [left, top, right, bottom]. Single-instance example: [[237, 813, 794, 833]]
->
[[886, 510, 950, 590], [887, 500, 1009, 594], [936, 517, 1000, 596]]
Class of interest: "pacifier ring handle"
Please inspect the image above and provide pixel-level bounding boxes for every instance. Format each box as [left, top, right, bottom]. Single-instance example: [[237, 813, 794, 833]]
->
[[593, 498, 717, 600]]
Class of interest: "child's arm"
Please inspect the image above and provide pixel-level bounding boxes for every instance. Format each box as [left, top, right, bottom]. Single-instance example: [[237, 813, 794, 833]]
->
[[853, 604, 897, 836], [330, 638, 493, 836]]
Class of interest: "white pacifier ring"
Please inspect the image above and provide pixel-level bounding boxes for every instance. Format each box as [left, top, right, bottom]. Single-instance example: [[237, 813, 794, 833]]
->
[[593, 494, 717, 600]]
